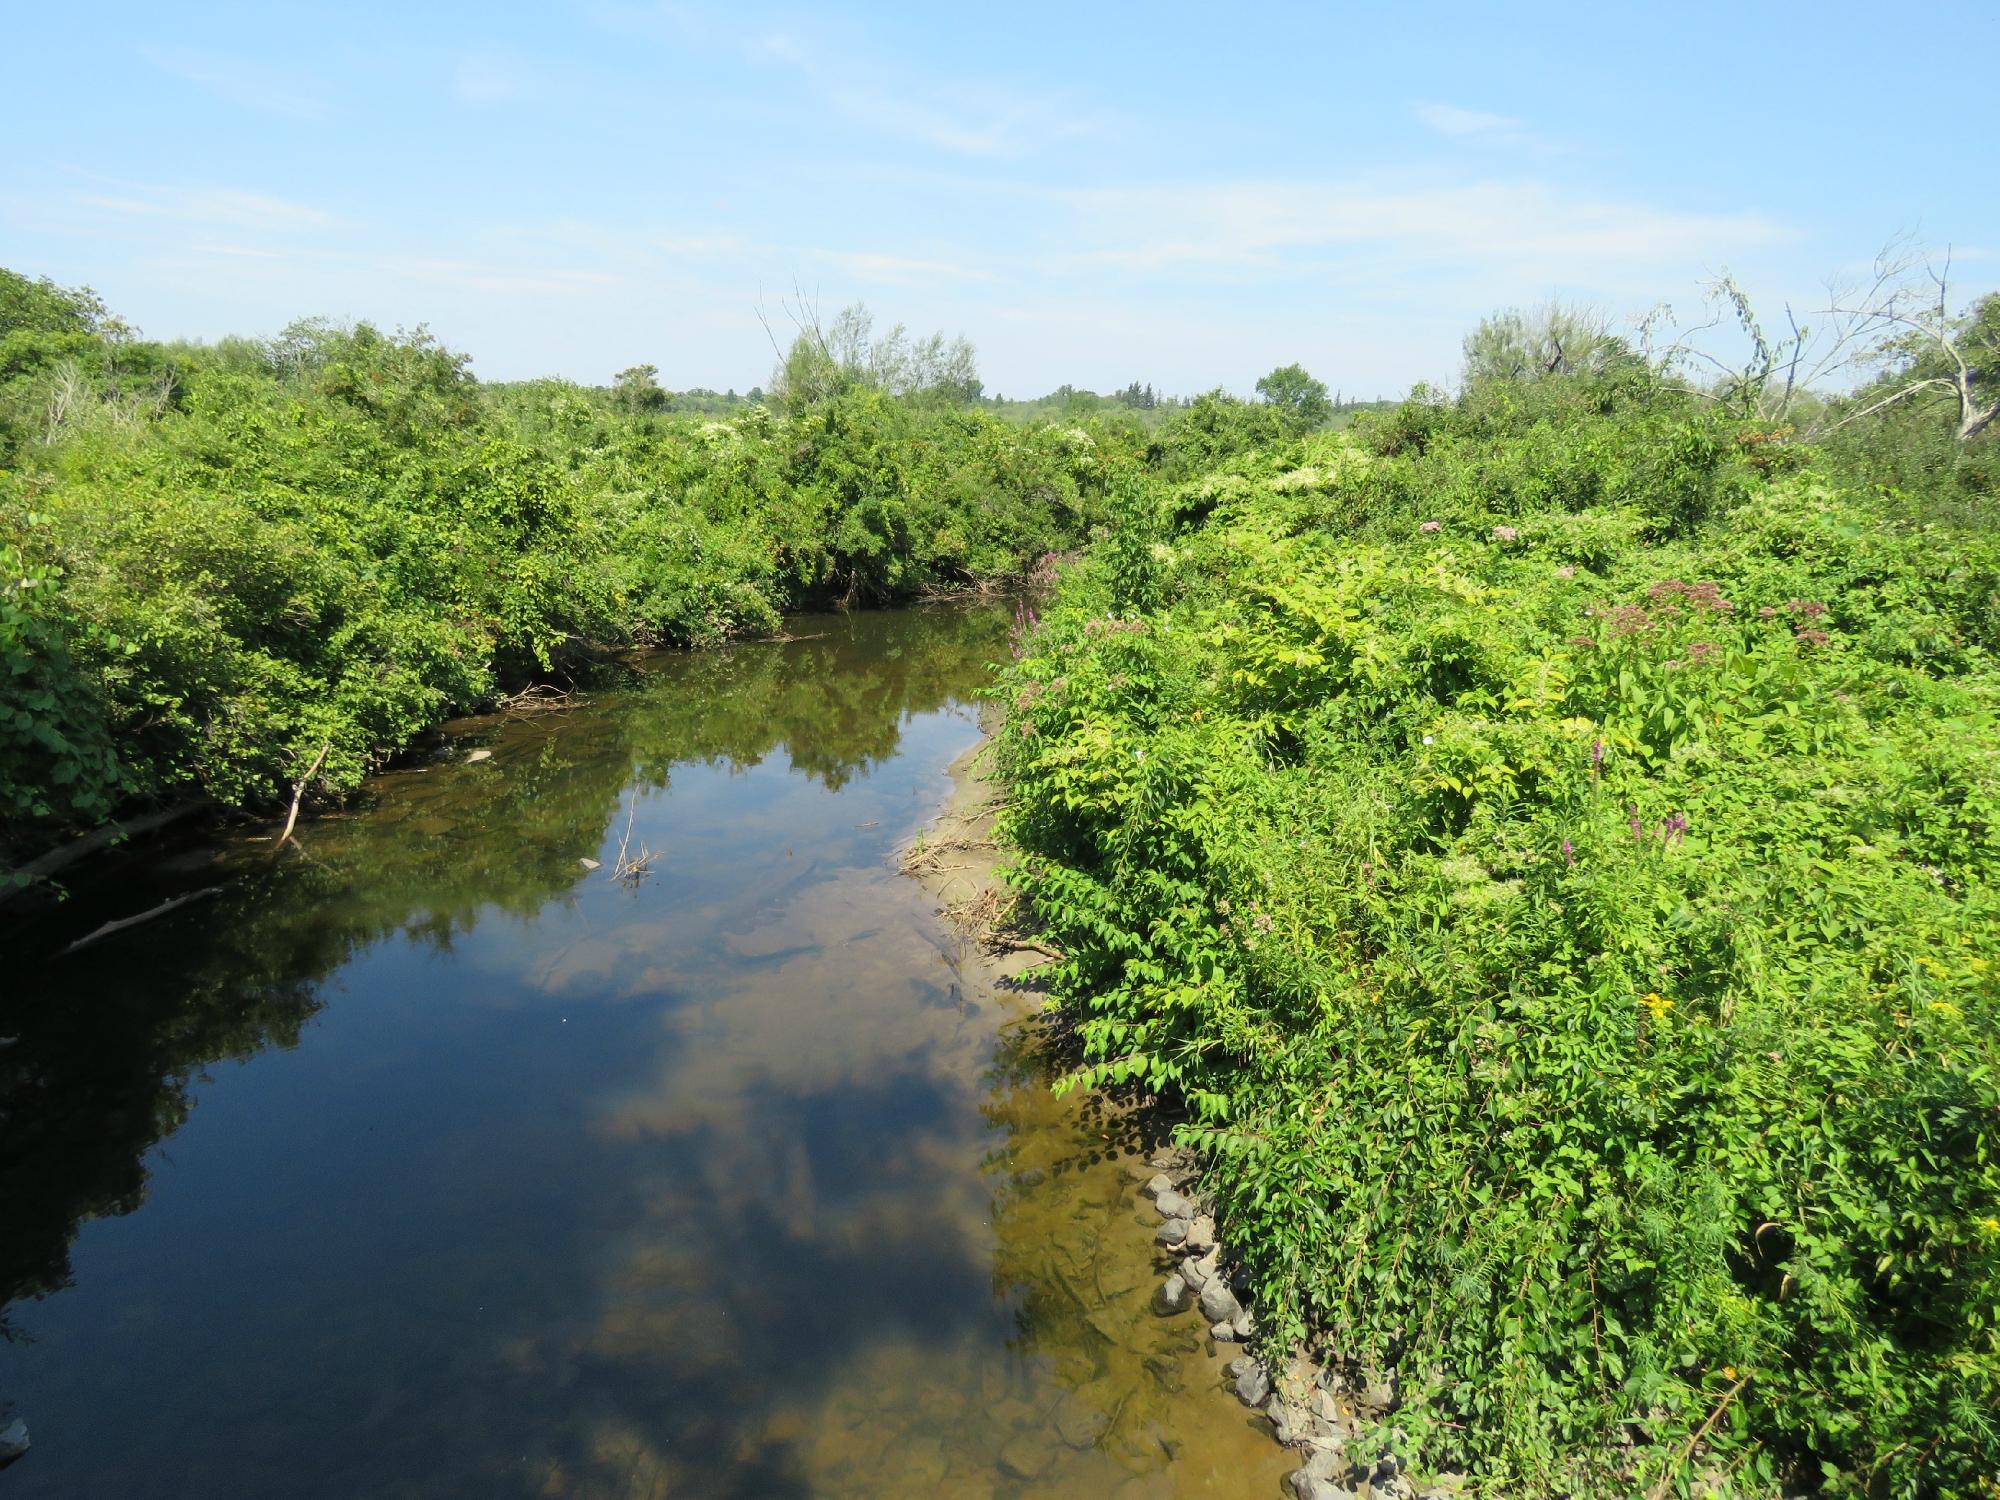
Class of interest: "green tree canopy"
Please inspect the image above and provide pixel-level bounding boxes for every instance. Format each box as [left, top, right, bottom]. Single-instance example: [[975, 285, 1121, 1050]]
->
[[1253, 362, 1332, 428]]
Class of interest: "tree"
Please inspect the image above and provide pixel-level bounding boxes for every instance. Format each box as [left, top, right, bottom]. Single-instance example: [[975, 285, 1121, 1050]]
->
[[1642, 246, 2000, 443], [613, 363, 668, 413], [765, 300, 981, 411], [1254, 362, 1332, 428], [1462, 303, 1626, 386]]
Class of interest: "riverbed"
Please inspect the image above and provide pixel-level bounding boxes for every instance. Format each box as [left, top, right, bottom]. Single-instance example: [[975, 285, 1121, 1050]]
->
[[0, 603, 1291, 1498]]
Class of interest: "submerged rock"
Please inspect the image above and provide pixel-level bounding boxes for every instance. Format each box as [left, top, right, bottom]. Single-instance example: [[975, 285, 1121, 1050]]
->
[[0, 1418, 27, 1469], [997, 1433, 1052, 1481], [465, 748, 493, 763], [1153, 1273, 1191, 1314]]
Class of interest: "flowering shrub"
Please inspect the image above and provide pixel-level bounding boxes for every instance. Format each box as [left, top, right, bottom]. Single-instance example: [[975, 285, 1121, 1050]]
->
[[997, 393, 2000, 1494]]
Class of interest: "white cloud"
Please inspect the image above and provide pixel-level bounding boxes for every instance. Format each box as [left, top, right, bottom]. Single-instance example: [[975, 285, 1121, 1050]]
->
[[806, 250, 996, 286], [1048, 176, 1787, 289], [77, 182, 336, 234], [452, 51, 529, 107], [137, 43, 334, 121], [1414, 102, 1531, 143], [641, 6, 1113, 159]]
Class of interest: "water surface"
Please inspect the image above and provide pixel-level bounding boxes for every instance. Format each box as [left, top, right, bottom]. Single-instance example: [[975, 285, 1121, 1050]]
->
[[0, 604, 1289, 1498]]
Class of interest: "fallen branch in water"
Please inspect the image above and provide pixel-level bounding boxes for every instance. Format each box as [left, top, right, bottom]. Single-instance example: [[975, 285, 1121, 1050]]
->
[[63, 886, 220, 955], [274, 742, 331, 853], [0, 800, 213, 909], [496, 683, 578, 716], [609, 793, 655, 884]]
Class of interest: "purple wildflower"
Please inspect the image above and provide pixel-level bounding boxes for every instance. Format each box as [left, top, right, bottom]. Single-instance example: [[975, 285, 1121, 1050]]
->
[[1561, 838, 1575, 866]]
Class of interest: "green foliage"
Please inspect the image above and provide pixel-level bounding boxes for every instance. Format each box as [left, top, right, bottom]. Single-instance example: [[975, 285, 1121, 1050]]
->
[[1255, 362, 1334, 430], [0, 272, 1122, 859], [997, 372, 2000, 1494]]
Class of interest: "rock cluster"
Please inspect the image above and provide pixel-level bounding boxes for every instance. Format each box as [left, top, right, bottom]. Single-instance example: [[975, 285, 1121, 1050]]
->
[[1139, 1160, 1458, 1500]]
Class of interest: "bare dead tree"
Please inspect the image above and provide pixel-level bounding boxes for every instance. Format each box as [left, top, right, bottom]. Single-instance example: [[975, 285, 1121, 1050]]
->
[[1641, 240, 1996, 442]]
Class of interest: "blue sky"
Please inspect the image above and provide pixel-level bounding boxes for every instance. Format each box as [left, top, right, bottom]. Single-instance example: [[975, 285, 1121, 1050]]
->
[[3, 1, 1994, 398]]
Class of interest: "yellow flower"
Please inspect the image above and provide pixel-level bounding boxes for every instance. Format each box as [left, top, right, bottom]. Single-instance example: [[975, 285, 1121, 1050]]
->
[[1640, 992, 1674, 1021], [1977, 1218, 2000, 1236]]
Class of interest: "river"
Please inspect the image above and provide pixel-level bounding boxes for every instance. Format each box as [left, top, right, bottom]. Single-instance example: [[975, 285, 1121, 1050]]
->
[[0, 603, 1291, 1498]]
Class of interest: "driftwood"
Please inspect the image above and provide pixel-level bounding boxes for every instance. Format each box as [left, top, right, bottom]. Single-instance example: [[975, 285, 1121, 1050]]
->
[[273, 743, 331, 853], [0, 801, 213, 910], [62, 886, 220, 955]]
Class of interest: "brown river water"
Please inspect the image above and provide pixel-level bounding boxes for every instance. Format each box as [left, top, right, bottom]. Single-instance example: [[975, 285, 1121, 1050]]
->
[[0, 602, 1292, 1499]]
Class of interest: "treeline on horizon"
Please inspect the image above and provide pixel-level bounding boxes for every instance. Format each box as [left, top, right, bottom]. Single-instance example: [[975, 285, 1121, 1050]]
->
[[993, 280, 1998, 1493], [0, 269, 1364, 869]]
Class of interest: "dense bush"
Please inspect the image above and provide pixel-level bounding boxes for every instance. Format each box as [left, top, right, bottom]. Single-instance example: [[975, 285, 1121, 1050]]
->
[[0, 275, 1127, 862], [996, 381, 1999, 1494]]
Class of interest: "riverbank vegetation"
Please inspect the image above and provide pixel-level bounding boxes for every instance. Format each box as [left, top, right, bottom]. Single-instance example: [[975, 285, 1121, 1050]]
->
[[994, 295, 1998, 1494], [0, 271, 1142, 868]]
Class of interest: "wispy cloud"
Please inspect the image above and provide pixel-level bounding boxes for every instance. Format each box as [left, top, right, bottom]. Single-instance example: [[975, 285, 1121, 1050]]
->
[[138, 43, 334, 121], [806, 250, 997, 286], [1048, 176, 1787, 289], [634, 4, 1113, 159], [452, 51, 530, 107], [76, 181, 336, 234], [1414, 102, 1533, 144]]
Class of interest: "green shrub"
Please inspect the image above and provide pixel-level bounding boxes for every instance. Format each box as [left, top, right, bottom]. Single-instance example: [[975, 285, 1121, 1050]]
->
[[997, 393, 2000, 1495]]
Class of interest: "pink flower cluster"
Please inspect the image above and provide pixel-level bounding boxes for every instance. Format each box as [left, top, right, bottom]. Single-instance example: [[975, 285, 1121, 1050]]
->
[[1419, 520, 1441, 533]]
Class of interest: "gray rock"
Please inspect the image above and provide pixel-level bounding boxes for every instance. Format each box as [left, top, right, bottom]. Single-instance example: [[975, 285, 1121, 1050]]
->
[[1359, 1378, 1395, 1414], [1289, 1468, 1356, 1500], [0, 1418, 27, 1468], [1180, 1253, 1212, 1288], [1234, 1363, 1272, 1407], [1143, 1173, 1173, 1198], [1231, 1309, 1255, 1339], [1154, 1217, 1189, 1247], [1208, 1320, 1238, 1342], [1196, 1278, 1241, 1325], [1184, 1214, 1216, 1254], [1267, 1396, 1305, 1444], [1152, 1273, 1191, 1315], [1153, 1188, 1192, 1220], [1303, 1447, 1347, 1482]]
